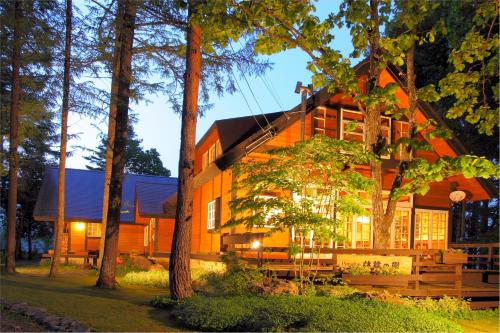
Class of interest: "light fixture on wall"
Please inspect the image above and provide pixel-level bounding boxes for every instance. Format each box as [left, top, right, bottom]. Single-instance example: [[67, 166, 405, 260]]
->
[[251, 240, 261, 249], [449, 182, 466, 203], [75, 222, 85, 231]]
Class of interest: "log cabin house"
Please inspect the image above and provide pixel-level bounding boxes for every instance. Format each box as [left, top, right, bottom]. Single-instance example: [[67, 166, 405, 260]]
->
[[33, 167, 177, 259], [34, 60, 495, 261], [191, 60, 496, 256]]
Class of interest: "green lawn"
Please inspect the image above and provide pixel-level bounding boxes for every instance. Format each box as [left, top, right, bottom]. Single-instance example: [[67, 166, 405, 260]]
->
[[0, 263, 181, 332], [1, 263, 498, 332]]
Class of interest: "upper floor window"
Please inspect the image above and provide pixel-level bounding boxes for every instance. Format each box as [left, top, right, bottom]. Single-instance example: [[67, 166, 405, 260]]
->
[[339, 108, 391, 158], [202, 139, 222, 170]]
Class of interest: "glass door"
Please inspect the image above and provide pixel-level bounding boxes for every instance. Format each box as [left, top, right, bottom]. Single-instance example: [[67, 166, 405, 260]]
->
[[414, 209, 448, 249]]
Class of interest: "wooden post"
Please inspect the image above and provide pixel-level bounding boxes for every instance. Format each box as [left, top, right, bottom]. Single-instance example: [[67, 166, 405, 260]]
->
[[455, 263, 462, 297], [415, 253, 420, 290]]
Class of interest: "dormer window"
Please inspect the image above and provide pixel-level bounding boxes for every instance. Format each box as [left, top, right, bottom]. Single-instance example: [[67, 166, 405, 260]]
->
[[202, 139, 222, 170]]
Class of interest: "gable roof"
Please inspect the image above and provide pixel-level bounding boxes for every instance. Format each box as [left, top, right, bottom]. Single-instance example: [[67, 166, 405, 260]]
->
[[136, 182, 177, 217], [34, 167, 177, 223], [215, 112, 284, 153], [211, 59, 496, 199]]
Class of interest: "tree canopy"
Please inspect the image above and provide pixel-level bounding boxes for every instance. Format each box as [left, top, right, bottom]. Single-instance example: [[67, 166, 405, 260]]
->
[[85, 123, 170, 177]]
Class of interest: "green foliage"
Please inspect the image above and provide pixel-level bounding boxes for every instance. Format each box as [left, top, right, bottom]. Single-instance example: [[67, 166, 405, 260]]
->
[[115, 255, 147, 277], [171, 295, 462, 332], [197, 266, 265, 296], [438, 1, 499, 135], [85, 123, 170, 176], [122, 270, 168, 288], [230, 135, 373, 240]]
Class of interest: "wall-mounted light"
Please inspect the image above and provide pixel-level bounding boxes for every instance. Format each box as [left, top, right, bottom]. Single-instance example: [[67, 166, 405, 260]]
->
[[251, 240, 261, 249], [74, 222, 85, 231]]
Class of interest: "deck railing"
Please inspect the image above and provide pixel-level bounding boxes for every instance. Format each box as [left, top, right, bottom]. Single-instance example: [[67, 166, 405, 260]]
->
[[449, 243, 499, 271]]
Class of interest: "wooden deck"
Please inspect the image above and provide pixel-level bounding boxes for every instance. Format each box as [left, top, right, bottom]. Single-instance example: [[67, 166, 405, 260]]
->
[[222, 235, 499, 306]]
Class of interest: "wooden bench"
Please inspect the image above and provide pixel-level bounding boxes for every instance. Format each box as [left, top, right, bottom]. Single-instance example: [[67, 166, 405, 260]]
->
[[42, 251, 98, 266]]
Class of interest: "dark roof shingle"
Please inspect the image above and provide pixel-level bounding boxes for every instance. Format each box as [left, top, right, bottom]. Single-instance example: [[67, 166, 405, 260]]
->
[[34, 167, 177, 223]]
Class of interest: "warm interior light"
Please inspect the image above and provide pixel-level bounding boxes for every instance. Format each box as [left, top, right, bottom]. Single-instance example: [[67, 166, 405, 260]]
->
[[449, 190, 466, 203], [74, 222, 85, 231], [356, 216, 370, 224], [251, 240, 261, 249]]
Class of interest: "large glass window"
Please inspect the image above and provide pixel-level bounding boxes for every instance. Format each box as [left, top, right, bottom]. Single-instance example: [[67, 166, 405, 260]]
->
[[415, 210, 447, 249], [393, 210, 410, 248]]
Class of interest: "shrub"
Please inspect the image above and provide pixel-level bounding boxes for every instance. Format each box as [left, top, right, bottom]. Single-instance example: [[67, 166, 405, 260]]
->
[[171, 296, 462, 332], [121, 270, 168, 288], [403, 296, 499, 320], [199, 268, 264, 296]]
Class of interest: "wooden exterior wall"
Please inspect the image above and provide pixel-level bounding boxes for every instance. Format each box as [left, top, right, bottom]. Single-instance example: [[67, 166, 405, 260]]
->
[[66, 221, 146, 254], [190, 67, 492, 254]]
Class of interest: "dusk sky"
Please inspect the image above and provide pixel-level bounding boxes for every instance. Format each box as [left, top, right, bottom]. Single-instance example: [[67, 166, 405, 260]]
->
[[65, 1, 354, 177]]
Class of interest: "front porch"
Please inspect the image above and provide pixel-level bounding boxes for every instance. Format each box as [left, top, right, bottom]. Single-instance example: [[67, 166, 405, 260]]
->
[[222, 234, 499, 307]]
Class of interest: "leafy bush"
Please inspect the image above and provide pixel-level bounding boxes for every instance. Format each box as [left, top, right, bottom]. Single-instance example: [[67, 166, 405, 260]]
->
[[403, 296, 499, 320], [171, 296, 462, 332], [121, 270, 168, 288], [199, 268, 264, 296], [115, 255, 147, 277]]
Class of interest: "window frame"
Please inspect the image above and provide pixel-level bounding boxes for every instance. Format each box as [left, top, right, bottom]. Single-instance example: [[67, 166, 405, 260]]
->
[[87, 223, 102, 238], [414, 209, 448, 249], [207, 199, 217, 230]]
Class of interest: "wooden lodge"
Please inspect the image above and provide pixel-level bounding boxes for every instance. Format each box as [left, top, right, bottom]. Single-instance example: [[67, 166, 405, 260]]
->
[[34, 60, 498, 303]]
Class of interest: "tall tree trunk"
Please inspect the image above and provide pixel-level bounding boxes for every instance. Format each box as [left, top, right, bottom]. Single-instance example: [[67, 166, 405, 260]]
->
[[5, 0, 23, 273], [50, 0, 72, 277], [365, 0, 388, 249], [98, 0, 124, 270], [383, 26, 418, 246], [96, 0, 136, 289], [27, 221, 32, 260], [169, 4, 201, 300]]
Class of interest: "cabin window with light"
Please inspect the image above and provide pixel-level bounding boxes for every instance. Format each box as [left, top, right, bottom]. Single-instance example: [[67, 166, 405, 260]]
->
[[414, 209, 447, 249], [202, 140, 222, 170], [87, 223, 101, 237]]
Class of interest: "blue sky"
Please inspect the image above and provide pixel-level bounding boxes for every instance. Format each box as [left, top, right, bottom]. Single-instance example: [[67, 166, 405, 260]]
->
[[65, 1, 354, 177]]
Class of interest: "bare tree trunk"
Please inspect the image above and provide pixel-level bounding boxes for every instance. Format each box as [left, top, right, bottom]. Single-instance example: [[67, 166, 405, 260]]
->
[[169, 4, 201, 299], [96, 0, 136, 289], [365, 0, 389, 249], [98, 0, 124, 270], [5, 0, 23, 273], [384, 27, 417, 244], [27, 221, 33, 260], [50, 0, 72, 277]]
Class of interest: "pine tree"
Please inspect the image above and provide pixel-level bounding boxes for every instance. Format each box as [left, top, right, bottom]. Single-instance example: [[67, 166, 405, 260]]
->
[[49, 0, 72, 278], [5, 0, 23, 273], [96, 0, 137, 289]]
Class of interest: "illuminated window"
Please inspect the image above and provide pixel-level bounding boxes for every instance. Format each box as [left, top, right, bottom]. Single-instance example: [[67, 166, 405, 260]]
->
[[415, 210, 448, 249], [87, 223, 101, 237], [393, 209, 410, 248]]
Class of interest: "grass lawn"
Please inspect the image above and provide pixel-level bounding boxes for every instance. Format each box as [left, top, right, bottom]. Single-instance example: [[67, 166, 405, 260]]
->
[[1, 262, 498, 332], [0, 262, 182, 332]]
